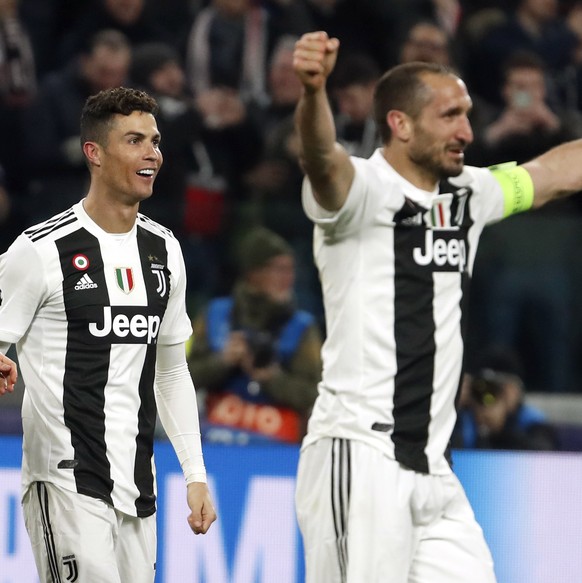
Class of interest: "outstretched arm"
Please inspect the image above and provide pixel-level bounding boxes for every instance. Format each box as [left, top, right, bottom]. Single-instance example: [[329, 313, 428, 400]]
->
[[522, 139, 582, 208], [293, 31, 355, 211]]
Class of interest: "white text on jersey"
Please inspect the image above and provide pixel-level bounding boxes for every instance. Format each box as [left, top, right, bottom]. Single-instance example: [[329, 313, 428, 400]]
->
[[413, 230, 467, 272], [88, 306, 161, 344]]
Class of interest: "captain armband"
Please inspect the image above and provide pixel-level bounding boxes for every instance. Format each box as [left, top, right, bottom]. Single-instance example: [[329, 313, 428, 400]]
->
[[489, 161, 534, 217]]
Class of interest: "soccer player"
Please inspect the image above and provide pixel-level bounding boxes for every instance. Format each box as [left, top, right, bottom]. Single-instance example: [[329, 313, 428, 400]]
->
[[0, 87, 216, 582], [292, 31, 582, 583]]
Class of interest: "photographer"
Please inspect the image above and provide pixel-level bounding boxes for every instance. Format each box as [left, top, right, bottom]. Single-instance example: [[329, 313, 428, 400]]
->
[[188, 227, 322, 444], [467, 51, 582, 168], [454, 348, 558, 451]]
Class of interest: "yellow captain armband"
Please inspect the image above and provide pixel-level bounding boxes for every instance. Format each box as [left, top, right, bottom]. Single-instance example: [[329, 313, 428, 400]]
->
[[185, 333, 194, 358], [489, 161, 534, 218]]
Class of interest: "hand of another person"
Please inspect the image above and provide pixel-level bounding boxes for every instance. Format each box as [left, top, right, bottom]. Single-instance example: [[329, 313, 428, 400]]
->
[[250, 362, 281, 384], [186, 482, 217, 535], [528, 102, 560, 132], [0, 352, 17, 395], [293, 31, 340, 93], [222, 331, 252, 368], [484, 108, 535, 144]]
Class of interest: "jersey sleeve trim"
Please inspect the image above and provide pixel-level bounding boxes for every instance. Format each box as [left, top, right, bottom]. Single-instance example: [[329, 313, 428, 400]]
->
[[489, 161, 534, 217]]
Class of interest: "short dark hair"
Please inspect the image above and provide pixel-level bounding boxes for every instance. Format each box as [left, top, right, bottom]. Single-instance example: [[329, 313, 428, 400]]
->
[[330, 53, 381, 91], [501, 50, 546, 81], [80, 86, 159, 146], [373, 61, 455, 143], [81, 28, 131, 57]]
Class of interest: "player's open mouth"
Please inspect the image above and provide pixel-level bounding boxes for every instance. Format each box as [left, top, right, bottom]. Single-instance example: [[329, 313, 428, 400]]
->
[[136, 169, 156, 178]]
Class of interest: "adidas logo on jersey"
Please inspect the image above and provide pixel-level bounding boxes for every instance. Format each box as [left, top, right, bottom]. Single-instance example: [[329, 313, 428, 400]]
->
[[75, 274, 98, 290]]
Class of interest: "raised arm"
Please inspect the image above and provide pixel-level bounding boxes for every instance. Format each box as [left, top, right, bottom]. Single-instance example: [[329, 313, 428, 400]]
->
[[293, 31, 355, 211], [522, 138, 582, 208]]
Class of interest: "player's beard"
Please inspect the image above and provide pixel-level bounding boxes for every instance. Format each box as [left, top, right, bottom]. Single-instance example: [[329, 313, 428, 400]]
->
[[408, 128, 465, 180]]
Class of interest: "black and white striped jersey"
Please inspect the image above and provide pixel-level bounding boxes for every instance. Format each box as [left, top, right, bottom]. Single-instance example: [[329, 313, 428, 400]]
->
[[0, 201, 192, 516], [302, 150, 506, 474]]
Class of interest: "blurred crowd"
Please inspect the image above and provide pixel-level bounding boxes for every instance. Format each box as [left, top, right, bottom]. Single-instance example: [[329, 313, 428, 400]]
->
[[3, 0, 582, 443]]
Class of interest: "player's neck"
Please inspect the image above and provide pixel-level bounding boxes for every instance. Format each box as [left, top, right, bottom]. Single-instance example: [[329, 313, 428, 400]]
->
[[83, 190, 139, 234], [381, 146, 438, 192]]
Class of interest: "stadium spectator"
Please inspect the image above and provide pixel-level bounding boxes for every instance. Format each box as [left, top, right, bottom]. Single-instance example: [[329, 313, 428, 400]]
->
[[56, 0, 174, 68], [464, 0, 579, 105], [467, 51, 582, 167], [293, 0, 406, 69], [329, 52, 381, 159], [185, 0, 305, 106], [0, 0, 36, 191], [188, 227, 322, 445], [399, 20, 453, 66], [454, 348, 558, 450]]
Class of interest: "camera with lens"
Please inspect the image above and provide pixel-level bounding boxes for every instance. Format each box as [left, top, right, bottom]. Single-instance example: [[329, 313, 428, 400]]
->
[[470, 369, 504, 407], [243, 329, 276, 368]]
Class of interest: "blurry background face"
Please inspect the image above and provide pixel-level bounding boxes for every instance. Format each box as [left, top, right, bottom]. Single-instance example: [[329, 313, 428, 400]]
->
[[82, 45, 131, 92], [150, 61, 186, 98], [334, 83, 375, 123], [503, 67, 547, 106], [521, 0, 558, 22], [213, 0, 250, 18], [248, 255, 295, 303], [269, 45, 303, 106], [400, 23, 450, 65], [0, 0, 17, 15], [104, 0, 144, 24]]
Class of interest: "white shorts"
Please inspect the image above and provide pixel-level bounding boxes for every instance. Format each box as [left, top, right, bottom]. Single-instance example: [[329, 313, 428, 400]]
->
[[295, 438, 496, 583], [22, 481, 157, 583]]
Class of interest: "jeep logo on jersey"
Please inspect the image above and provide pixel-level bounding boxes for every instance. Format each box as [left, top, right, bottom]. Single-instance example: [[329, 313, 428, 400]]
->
[[413, 230, 467, 272], [88, 306, 161, 344]]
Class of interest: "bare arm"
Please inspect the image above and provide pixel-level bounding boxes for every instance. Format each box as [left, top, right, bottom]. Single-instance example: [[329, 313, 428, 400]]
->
[[522, 139, 582, 208], [293, 31, 355, 211]]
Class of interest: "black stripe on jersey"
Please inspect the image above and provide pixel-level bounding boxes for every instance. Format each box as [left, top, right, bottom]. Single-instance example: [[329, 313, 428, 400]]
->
[[37, 482, 63, 583], [56, 229, 115, 505], [392, 183, 474, 473], [133, 225, 171, 516], [26, 209, 77, 242], [392, 220, 434, 474], [331, 438, 350, 582]]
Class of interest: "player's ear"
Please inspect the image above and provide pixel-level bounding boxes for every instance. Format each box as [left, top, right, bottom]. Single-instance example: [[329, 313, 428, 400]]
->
[[83, 141, 101, 167], [387, 110, 412, 142]]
